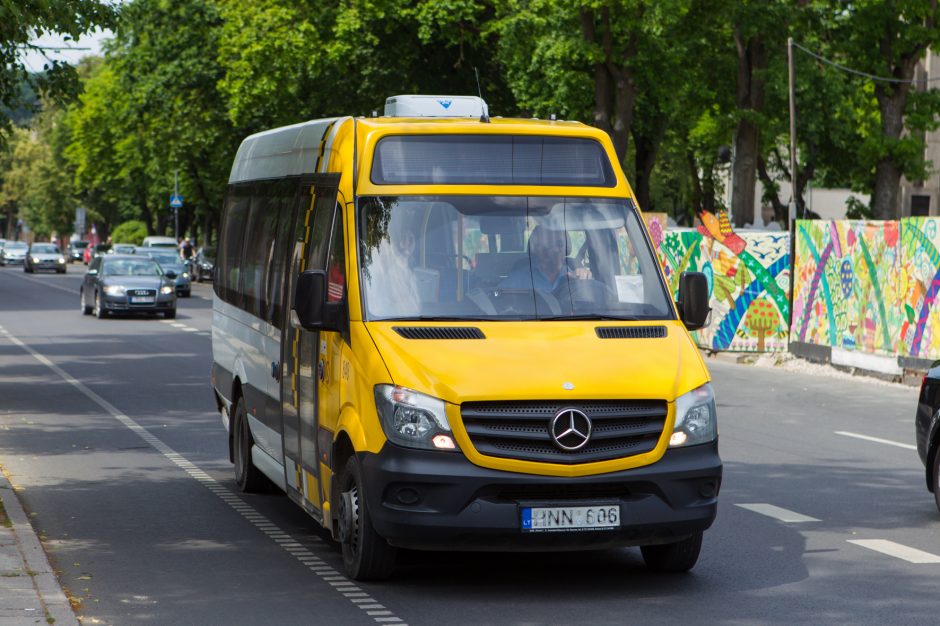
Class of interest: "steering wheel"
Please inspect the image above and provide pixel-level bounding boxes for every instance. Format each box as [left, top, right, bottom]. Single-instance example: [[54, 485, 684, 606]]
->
[[553, 278, 617, 306]]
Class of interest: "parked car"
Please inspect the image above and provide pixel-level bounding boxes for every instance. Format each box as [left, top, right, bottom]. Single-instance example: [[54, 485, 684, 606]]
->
[[109, 243, 137, 255], [136, 247, 191, 297], [0, 241, 28, 266], [192, 247, 215, 282], [68, 240, 89, 263], [80, 254, 177, 319], [916, 364, 940, 512], [25, 243, 67, 273]]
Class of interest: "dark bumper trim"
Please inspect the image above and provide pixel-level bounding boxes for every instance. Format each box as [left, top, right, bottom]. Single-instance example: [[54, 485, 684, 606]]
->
[[358, 443, 721, 551]]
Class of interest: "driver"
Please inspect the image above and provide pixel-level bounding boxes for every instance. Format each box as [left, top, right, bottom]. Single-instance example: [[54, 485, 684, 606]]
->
[[500, 225, 590, 292]]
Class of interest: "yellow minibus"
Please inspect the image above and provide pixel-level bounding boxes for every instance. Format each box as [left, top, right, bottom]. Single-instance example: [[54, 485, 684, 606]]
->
[[211, 95, 719, 580]]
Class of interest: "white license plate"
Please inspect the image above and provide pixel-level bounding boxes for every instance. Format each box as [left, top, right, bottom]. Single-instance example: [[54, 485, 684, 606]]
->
[[130, 297, 154, 304], [521, 505, 620, 533]]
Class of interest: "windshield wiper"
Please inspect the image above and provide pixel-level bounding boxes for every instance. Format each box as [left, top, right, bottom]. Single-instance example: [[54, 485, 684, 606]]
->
[[539, 314, 643, 321], [378, 316, 489, 322]]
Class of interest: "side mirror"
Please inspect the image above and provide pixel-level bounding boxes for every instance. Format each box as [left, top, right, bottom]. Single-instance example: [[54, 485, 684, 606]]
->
[[294, 270, 345, 332], [677, 271, 710, 331], [164, 270, 178, 280]]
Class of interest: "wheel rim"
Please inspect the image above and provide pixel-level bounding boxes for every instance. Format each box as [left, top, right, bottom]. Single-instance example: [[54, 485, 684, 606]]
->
[[236, 411, 249, 481]]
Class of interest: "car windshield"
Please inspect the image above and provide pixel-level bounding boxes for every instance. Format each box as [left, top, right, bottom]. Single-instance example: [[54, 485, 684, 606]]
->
[[31, 244, 58, 254], [7, 242, 27, 250], [72, 241, 89, 249], [101, 259, 162, 276], [146, 252, 182, 267], [358, 195, 673, 321], [200, 248, 216, 260]]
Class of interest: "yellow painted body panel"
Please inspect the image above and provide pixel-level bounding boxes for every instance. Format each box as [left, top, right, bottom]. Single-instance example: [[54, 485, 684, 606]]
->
[[306, 114, 708, 489]]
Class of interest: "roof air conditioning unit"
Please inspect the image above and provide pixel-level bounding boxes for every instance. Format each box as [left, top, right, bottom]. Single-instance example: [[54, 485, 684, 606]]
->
[[384, 95, 489, 118]]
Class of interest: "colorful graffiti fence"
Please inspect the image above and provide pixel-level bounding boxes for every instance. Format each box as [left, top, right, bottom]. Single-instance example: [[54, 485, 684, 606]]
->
[[791, 217, 940, 360], [658, 229, 790, 352]]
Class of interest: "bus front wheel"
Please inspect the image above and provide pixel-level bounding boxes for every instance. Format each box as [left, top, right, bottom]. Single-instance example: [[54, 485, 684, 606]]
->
[[337, 456, 396, 581]]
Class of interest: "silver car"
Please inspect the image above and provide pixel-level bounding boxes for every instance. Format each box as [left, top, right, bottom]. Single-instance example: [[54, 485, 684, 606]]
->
[[0, 241, 27, 266], [25, 243, 67, 273]]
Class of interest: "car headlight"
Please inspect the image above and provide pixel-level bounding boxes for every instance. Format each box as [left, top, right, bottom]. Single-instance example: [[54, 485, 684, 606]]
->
[[160, 285, 174, 295], [375, 385, 458, 451], [103, 285, 126, 296], [182, 272, 190, 279], [57, 257, 65, 263], [669, 383, 717, 447], [31, 257, 39, 263]]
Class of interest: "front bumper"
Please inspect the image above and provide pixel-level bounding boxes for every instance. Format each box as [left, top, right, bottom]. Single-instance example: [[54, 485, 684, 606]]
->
[[101, 293, 176, 313], [359, 442, 721, 551], [29, 260, 64, 271]]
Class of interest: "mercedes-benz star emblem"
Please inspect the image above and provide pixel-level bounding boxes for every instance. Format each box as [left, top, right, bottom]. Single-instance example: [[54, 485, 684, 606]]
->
[[549, 408, 592, 451]]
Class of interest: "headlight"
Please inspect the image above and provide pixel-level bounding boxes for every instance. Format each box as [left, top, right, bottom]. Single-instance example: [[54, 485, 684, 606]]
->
[[160, 285, 174, 295], [670, 383, 717, 447], [31, 257, 39, 263], [182, 272, 190, 279], [103, 285, 126, 296], [57, 257, 65, 264], [375, 385, 458, 451]]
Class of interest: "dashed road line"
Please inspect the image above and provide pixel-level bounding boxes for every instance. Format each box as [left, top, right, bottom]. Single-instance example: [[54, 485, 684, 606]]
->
[[0, 324, 407, 625], [835, 431, 917, 451], [735, 503, 820, 523], [848, 539, 940, 564]]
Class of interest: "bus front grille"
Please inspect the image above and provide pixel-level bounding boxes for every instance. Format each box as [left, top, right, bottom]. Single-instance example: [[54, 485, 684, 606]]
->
[[460, 400, 668, 464]]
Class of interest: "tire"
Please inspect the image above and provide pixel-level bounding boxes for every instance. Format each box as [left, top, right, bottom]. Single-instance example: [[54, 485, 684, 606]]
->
[[233, 399, 268, 493], [640, 532, 703, 573], [80, 290, 92, 315], [337, 456, 397, 581], [94, 292, 107, 319], [163, 308, 176, 319], [932, 448, 940, 514]]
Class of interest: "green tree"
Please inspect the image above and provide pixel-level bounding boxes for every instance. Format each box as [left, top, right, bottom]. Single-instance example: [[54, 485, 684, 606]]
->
[[825, 0, 940, 219], [0, 0, 115, 138]]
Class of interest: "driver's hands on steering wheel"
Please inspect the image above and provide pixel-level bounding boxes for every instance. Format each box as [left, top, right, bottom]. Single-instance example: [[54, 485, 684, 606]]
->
[[568, 266, 592, 280]]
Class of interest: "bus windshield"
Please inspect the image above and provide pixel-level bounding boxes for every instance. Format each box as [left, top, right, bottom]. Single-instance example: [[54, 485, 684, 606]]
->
[[357, 196, 674, 322]]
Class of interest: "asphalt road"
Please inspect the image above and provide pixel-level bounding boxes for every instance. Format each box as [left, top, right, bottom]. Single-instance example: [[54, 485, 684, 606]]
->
[[0, 262, 936, 625]]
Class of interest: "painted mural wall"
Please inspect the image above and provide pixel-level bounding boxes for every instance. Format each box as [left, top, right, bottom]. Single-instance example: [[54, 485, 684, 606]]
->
[[790, 217, 940, 360], [657, 223, 791, 352]]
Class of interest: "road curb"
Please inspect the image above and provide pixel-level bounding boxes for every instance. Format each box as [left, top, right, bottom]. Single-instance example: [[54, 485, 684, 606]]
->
[[0, 468, 78, 626]]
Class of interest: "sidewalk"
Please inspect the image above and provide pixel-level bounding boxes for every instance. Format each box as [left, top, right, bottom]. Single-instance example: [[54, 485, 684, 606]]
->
[[0, 470, 78, 626]]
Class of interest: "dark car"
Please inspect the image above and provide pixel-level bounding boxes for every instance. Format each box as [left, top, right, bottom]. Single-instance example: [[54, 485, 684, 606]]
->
[[68, 240, 89, 263], [136, 248, 191, 297], [80, 254, 177, 319], [25, 243, 67, 273], [192, 247, 215, 282], [916, 362, 940, 512]]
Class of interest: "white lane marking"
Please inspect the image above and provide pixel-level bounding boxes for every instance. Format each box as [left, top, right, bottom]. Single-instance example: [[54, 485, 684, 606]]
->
[[735, 503, 820, 523], [848, 540, 940, 563], [0, 325, 406, 625], [2, 268, 79, 295], [835, 431, 917, 451]]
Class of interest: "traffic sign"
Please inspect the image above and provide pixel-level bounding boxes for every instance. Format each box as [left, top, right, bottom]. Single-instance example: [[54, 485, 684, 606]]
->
[[169, 193, 183, 208]]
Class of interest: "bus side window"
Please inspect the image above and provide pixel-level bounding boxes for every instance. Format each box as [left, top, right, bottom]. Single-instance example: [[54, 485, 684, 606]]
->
[[326, 204, 346, 302]]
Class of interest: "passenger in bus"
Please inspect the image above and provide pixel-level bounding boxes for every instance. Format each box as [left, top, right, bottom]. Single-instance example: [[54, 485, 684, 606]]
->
[[499, 225, 591, 292]]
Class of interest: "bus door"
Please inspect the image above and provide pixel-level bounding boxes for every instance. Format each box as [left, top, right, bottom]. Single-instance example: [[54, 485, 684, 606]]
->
[[280, 176, 339, 518]]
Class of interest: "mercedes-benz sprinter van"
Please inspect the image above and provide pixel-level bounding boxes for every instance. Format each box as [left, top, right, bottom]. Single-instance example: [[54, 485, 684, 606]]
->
[[211, 95, 720, 580]]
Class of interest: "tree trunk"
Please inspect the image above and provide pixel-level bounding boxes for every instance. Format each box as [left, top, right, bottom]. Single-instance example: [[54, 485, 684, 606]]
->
[[633, 132, 658, 211], [732, 119, 759, 226], [731, 27, 766, 228], [871, 89, 909, 219]]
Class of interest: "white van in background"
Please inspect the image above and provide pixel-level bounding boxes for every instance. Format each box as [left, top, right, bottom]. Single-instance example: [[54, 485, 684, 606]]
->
[[142, 236, 178, 248]]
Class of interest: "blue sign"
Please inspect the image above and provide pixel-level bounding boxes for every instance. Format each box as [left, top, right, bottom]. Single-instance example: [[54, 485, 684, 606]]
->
[[169, 194, 183, 208]]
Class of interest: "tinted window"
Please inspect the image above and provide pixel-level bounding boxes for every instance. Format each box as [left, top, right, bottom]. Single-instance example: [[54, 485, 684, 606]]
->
[[371, 135, 616, 187], [216, 189, 250, 305], [241, 189, 280, 318]]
